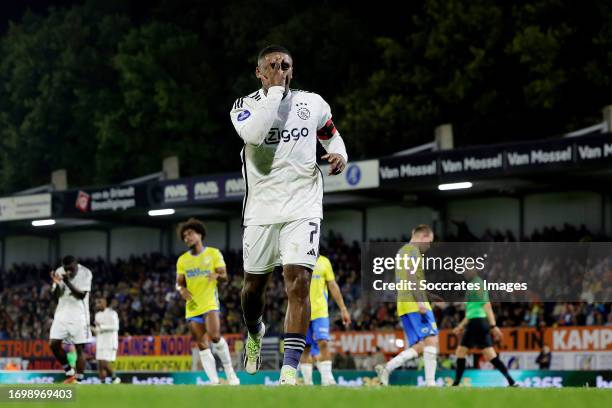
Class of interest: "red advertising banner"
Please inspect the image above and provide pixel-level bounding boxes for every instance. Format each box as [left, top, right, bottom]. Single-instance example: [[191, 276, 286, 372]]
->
[[0, 334, 245, 370]]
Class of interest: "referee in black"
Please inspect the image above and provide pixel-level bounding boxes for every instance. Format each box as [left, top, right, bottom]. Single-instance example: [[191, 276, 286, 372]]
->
[[452, 268, 516, 386]]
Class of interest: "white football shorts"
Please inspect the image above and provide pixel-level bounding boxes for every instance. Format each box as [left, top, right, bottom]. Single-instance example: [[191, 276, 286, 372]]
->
[[243, 217, 321, 273], [49, 318, 91, 345], [95, 348, 117, 362]]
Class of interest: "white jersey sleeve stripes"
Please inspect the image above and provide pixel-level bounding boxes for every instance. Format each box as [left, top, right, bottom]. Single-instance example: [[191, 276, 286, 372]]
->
[[231, 87, 347, 226], [231, 86, 284, 146]]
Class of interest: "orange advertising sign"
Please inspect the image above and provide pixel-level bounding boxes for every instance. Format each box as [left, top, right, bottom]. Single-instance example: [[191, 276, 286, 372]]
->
[[328, 326, 612, 355]]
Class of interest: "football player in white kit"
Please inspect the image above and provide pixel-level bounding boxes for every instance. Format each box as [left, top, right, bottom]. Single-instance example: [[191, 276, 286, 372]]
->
[[49, 256, 93, 383], [230, 45, 348, 384], [93, 297, 121, 384]]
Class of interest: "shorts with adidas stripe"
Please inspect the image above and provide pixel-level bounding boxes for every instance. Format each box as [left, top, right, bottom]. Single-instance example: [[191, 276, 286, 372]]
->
[[243, 218, 321, 273]]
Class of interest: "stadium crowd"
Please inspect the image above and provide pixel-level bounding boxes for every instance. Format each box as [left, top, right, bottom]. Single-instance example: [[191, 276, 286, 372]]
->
[[0, 224, 610, 341]]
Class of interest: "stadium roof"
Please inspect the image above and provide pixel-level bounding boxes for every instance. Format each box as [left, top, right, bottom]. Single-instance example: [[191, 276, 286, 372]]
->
[[0, 132, 611, 235]]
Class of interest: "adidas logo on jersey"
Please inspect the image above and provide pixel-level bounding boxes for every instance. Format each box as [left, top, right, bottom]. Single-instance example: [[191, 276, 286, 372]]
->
[[306, 249, 317, 257]]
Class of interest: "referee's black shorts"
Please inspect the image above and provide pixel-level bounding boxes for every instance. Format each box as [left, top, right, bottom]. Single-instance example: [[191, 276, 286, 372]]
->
[[460, 317, 494, 349]]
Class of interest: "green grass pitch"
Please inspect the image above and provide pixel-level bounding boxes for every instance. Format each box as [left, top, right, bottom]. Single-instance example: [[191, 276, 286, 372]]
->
[[1, 385, 609, 408]]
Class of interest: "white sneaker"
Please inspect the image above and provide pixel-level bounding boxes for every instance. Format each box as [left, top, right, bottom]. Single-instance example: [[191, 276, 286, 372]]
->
[[227, 372, 240, 385], [112, 377, 122, 384], [244, 323, 265, 374], [279, 365, 297, 385], [375, 364, 390, 386]]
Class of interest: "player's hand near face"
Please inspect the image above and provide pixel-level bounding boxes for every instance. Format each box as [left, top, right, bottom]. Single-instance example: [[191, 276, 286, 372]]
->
[[322, 153, 346, 175], [50, 270, 62, 284], [261, 56, 288, 88]]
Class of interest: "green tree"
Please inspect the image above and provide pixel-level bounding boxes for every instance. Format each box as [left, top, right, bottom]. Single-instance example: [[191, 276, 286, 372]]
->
[[339, 0, 612, 158], [0, 5, 130, 193], [95, 22, 220, 181]]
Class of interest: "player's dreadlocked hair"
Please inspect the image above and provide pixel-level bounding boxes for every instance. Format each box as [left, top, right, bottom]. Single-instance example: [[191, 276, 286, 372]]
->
[[177, 218, 207, 240], [257, 44, 292, 62]]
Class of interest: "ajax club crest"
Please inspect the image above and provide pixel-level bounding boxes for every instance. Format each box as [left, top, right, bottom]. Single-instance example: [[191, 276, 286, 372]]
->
[[296, 102, 311, 120]]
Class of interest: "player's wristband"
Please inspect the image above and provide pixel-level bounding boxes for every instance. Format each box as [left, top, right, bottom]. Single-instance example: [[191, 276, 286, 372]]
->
[[175, 284, 182, 291]]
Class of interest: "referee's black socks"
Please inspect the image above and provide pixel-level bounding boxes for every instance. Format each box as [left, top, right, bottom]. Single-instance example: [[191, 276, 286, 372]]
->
[[490, 356, 516, 386], [452, 358, 466, 386]]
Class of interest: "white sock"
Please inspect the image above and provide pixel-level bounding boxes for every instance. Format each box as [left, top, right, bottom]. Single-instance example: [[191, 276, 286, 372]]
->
[[199, 349, 219, 384], [317, 360, 335, 385], [386, 348, 418, 372], [211, 338, 234, 374], [300, 363, 313, 385], [423, 346, 438, 386]]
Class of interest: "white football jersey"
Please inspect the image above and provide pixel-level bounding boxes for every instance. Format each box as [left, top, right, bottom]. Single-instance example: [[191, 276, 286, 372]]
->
[[230, 86, 346, 226], [94, 308, 119, 349], [53, 264, 92, 323]]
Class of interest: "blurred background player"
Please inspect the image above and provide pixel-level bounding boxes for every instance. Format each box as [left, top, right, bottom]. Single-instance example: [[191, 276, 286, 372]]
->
[[93, 297, 120, 384], [231, 44, 347, 385], [49, 255, 93, 384], [452, 268, 516, 387], [376, 225, 439, 386], [299, 255, 351, 385], [176, 218, 239, 385]]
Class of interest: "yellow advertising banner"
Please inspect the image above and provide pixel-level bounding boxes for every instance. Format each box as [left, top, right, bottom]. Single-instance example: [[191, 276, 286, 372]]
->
[[113, 356, 192, 371]]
